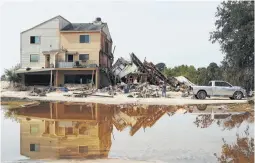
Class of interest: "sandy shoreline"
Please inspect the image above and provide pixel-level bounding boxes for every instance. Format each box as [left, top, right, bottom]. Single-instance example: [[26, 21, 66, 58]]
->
[[0, 90, 248, 105]]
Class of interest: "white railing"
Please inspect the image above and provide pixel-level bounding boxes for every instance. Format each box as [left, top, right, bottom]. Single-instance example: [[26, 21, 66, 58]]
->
[[57, 60, 97, 68], [57, 62, 74, 68]]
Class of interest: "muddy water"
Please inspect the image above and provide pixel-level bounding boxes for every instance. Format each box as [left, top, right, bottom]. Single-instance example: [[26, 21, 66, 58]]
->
[[1, 102, 254, 163]]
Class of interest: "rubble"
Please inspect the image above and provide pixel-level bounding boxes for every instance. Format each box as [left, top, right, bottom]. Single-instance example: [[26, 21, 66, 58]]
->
[[106, 53, 193, 98]]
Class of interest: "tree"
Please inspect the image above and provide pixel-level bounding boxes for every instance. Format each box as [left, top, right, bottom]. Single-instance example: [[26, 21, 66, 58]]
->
[[196, 67, 208, 85], [4, 63, 21, 86], [1, 74, 6, 81], [210, 1, 254, 90], [155, 63, 166, 72], [206, 62, 222, 81]]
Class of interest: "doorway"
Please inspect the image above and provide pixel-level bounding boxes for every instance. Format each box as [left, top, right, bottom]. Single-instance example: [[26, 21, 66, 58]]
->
[[45, 55, 50, 68], [67, 55, 73, 62]]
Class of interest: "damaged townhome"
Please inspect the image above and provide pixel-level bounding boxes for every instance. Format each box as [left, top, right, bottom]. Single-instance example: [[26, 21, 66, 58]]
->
[[17, 15, 113, 88]]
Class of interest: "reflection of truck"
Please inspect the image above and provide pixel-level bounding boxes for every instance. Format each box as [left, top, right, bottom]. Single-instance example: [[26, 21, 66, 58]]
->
[[191, 80, 246, 100]]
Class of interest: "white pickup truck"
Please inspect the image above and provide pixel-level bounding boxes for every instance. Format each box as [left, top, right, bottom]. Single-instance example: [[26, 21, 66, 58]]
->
[[191, 80, 246, 100]]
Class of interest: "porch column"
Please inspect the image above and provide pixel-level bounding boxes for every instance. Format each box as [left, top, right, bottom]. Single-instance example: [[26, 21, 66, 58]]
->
[[50, 70, 53, 87], [55, 70, 59, 86], [95, 68, 99, 89]]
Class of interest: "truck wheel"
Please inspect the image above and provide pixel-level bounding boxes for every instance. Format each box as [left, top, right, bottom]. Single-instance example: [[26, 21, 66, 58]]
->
[[194, 95, 198, 99], [196, 104, 208, 111], [229, 97, 234, 100], [197, 91, 206, 99], [233, 91, 243, 100]]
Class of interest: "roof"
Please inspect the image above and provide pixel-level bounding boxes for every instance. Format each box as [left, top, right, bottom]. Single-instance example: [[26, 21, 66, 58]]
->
[[61, 23, 106, 31], [21, 15, 71, 34], [21, 15, 112, 41]]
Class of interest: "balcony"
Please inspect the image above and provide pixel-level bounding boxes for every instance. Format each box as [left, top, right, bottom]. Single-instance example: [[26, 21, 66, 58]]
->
[[57, 60, 97, 68]]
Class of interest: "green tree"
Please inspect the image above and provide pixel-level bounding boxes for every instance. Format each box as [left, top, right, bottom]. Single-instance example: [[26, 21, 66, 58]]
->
[[210, 1, 254, 90], [206, 62, 222, 81], [196, 67, 208, 85], [4, 63, 21, 86]]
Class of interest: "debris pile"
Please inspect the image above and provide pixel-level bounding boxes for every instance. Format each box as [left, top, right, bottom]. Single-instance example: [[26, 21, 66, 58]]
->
[[109, 53, 193, 98]]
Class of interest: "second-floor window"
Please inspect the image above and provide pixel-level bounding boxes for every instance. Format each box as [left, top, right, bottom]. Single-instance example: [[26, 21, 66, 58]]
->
[[80, 35, 90, 43], [30, 36, 40, 44], [30, 54, 39, 62], [79, 54, 89, 61]]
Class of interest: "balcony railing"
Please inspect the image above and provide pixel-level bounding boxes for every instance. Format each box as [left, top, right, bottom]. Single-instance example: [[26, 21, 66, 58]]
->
[[57, 60, 97, 68]]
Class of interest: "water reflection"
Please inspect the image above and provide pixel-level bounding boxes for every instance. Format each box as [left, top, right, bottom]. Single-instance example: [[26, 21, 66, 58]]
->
[[2, 102, 254, 162], [214, 126, 254, 163]]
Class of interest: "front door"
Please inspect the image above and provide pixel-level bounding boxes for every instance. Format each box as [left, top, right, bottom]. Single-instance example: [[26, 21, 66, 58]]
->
[[67, 55, 73, 62], [45, 55, 50, 68]]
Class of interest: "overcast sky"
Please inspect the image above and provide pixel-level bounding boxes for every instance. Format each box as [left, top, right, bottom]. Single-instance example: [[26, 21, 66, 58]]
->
[[0, 1, 223, 75]]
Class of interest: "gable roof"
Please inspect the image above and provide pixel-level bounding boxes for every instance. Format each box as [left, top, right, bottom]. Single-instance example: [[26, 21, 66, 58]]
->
[[21, 15, 71, 34], [61, 23, 106, 31], [21, 15, 112, 41]]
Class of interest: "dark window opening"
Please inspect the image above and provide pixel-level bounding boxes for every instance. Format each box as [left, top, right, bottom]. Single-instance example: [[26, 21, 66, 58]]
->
[[67, 55, 73, 62], [30, 36, 40, 44], [80, 35, 90, 43], [30, 144, 39, 152], [79, 54, 89, 61]]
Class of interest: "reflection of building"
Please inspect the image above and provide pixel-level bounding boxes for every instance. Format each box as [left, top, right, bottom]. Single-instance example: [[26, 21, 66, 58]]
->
[[16, 102, 113, 159], [113, 106, 167, 136], [13, 102, 171, 159]]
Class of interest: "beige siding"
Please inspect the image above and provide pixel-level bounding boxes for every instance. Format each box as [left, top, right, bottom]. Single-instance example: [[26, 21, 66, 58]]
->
[[21, 18, 60, 68], [60, 32, 101, 65]]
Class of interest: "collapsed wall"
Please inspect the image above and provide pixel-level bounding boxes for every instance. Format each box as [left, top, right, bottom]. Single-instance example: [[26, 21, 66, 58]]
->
[[111, 53, 179, 88]]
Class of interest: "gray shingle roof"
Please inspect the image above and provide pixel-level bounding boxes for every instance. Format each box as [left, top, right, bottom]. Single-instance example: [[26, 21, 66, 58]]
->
[[61, 23, 106, 31]]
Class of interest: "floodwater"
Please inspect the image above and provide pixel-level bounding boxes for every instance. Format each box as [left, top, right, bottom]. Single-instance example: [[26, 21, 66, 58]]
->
[[1, 102, 254, 163]]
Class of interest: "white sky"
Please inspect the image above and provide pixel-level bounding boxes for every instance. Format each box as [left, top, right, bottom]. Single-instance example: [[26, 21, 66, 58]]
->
[[0, 1, 223, 75]]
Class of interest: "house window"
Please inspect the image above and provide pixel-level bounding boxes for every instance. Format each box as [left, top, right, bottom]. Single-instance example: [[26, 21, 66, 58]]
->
[[30, 124, 39, 134], [80, 35, 90, 43], [79, 146, 88, 154], [30, 144, 40, 152], [79, 54, 89, 61], [30, 54, 39, 62], [30, 36, 40, 44]]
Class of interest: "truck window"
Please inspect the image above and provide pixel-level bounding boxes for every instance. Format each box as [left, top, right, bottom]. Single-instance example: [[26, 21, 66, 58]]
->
[[215, 82, 221, 86], [221, 82, 232, 87], [215, 82, 231, 87], [208, 82, 212, 86]]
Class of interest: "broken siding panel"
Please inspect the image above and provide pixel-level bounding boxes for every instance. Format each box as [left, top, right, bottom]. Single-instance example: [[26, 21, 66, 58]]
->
[[102, 25, 111, 41], [21, 18, 60, 68], [118, 64, 138, 78]]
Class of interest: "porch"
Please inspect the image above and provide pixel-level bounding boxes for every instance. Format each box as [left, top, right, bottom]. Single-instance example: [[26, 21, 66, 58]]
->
[[43, 50, 98, 69], [17, 68, 100, 88]]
